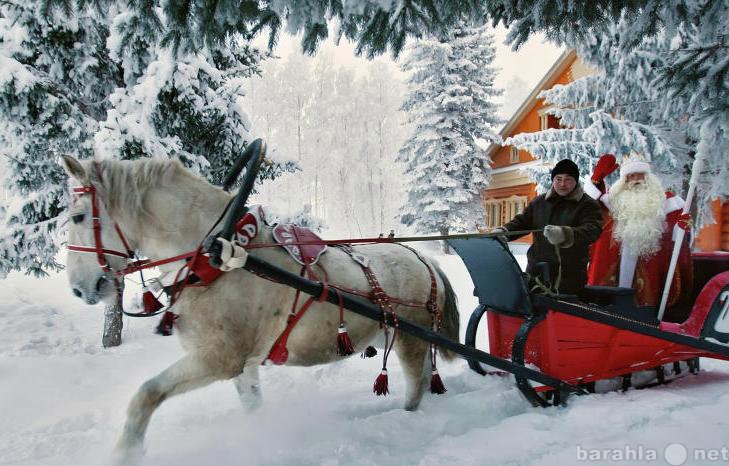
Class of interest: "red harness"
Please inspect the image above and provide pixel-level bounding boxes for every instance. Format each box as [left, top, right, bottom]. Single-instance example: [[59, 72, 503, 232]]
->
[[66, 183, 201, 280], [67, 185, 135, 273], [66, 173, 440, 370], [65, 166, 209, 309], [66, 164, 450, 395]]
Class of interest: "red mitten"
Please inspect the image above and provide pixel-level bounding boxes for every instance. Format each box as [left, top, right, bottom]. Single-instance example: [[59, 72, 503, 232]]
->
[[592, 154, 619, 183], [677, 212, 692, 231]]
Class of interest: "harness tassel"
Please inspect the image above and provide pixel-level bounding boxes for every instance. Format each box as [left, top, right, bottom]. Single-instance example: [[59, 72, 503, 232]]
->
[[156, 311, 178, 336], [430, 369, 446, 394], [429, 344, 446, 394], [142, 288, 164, 314], [373, 369, 389, 396], [336, 324, 354, 356]]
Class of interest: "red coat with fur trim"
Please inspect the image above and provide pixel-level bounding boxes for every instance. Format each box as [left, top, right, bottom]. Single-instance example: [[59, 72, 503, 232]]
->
[[585, 182, 692, 309]]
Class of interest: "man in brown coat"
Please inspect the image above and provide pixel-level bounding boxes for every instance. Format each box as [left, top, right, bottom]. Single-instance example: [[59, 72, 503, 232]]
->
[[497, 159, 603, 295]]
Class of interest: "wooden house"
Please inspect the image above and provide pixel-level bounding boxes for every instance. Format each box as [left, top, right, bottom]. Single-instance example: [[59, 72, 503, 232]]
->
[[483, 50, 728, 251]]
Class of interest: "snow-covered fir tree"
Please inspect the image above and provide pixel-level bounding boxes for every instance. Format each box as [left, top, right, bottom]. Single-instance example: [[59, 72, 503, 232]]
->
[[397, 22, 502, 247], [0, 1, 295, 278], [110, 1, 666, 59], [506, 14, 727, 226], [0, 3, 119, 276]]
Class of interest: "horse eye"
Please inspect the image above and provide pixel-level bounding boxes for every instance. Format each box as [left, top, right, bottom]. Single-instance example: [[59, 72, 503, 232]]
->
[[72, 214, 85, 224]]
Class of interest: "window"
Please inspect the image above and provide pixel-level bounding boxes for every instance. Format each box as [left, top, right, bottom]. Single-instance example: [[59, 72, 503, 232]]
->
[[510, 146, 519, 164], [503, 195, 527, 223], [483, 195, 528, 229], [540, 113, 561, 130], [547, 114, 561, 129], [484, 200, 502, 229], [539, 105, 562, 130]]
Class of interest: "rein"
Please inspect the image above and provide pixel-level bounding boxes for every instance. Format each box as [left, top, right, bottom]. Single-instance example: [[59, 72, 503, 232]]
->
[[69, 179, 540, 283], [243, 229, 543, 251], [66, 160, 543, 319]]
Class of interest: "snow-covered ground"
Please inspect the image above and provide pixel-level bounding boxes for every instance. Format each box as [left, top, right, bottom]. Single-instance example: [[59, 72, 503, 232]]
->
[[1, 254, 728, 466]]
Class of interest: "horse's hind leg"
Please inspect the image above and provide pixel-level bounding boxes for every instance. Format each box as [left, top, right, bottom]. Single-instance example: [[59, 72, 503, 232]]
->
[[233, 362, 262, 412], [114, 354, 221, 464], [395, 334, 431, 411]]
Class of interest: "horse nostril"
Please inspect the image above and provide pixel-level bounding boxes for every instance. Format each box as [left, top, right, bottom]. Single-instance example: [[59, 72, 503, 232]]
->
[[73, 288, 83, 298]]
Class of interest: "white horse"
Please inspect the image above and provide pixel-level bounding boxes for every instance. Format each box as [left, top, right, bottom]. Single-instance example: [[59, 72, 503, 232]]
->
[[61, 155, 459, 463]]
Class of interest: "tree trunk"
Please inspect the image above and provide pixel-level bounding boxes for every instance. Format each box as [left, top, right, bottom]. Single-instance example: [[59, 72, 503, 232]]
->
[[102, 285, 124, 348], [378, 115, 385, 232], [296, 96, 303, 161], [364, 121, 376, 229], [440, 226, 451, 254]]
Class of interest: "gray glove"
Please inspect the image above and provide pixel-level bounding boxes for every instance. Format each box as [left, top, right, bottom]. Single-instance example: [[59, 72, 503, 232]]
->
[[543, 225, 566, 245]]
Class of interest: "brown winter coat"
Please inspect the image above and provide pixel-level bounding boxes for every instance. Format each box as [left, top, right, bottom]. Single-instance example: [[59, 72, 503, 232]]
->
[[503, 184, 603, 294]]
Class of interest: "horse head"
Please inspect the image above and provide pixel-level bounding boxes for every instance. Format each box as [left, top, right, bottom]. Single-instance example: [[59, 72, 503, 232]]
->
[[62, 155, 132, 305]]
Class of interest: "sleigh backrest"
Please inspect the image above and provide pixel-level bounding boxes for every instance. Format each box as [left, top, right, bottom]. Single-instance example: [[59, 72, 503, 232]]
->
[[448, 237, 532, 316]]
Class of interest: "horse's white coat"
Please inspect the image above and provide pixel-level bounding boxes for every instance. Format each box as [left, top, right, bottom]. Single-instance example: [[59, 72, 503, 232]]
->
[[62, 156, 459, 465]]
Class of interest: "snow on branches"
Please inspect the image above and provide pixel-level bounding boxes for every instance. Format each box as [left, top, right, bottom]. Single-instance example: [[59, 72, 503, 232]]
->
[[0, 1, 293, 276]]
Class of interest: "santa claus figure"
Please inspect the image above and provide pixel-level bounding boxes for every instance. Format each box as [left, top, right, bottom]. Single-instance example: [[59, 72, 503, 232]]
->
[[585, 153, 693, 308]]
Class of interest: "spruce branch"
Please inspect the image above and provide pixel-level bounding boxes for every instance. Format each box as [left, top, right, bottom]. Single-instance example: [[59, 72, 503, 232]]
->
[[20, 65, 109, 121]]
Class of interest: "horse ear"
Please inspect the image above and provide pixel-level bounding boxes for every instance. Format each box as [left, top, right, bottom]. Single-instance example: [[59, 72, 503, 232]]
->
[[61, 155, 88, 184]]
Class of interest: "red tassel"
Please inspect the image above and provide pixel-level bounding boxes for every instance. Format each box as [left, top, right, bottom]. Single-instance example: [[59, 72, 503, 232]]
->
[[430, 369, 446, 394], [373, 369, 389, 396], [142, 288, 164, 314], [156, 311, 178, 336], [337, 324, 355, 356]]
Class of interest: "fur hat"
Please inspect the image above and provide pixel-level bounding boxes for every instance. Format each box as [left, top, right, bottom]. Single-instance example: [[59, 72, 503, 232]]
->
[[620, 152, 651, 178], [551, 159, 579, 181]]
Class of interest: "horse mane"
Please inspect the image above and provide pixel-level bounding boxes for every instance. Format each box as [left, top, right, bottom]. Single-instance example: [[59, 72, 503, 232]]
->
[[85, 157, 215, 222]]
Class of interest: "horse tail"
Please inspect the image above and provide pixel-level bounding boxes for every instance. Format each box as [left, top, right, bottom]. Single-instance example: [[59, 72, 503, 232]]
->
[[433, 261, 459, 361]]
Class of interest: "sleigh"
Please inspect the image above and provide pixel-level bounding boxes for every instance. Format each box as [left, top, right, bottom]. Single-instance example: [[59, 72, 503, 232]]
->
[[205, 139, 729, 407], [456, 237, 729, 405]]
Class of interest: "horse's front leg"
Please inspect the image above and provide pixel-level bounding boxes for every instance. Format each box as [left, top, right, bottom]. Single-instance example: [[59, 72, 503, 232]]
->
[[114, 354, 221, 465], [233, 361, 263, 412]]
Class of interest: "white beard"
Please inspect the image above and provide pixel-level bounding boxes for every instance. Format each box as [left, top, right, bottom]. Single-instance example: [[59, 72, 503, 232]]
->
[[610, 175, 666, 258]]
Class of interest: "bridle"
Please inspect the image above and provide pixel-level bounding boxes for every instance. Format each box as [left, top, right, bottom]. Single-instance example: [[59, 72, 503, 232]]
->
[[67, 182, 198, 277], [66, 184, 136, 274], [66, 163, 200, 311]]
